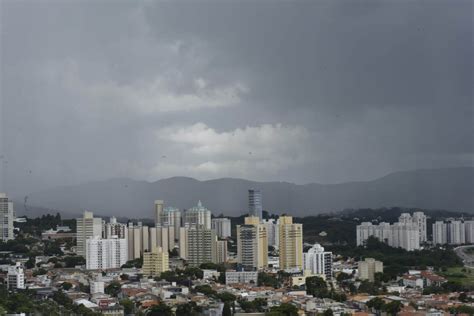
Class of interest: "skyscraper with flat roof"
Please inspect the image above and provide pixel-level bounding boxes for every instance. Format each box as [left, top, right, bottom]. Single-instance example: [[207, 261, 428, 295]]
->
[[76, 211, 102, 257], [248, 189, 262, 221], [279, 216, 303, 271], [0, 193, 14, 242]]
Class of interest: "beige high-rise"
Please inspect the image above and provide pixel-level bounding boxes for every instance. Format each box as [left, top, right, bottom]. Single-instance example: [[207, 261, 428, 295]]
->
[[216, 239, 228, 264], [237, 216, 268, 270], [143, 247, 169, 277], [186, 225, 217, 267], [358, 258, 383, 282], [278, 216, 303, 270], [76, 211, 102, 257]]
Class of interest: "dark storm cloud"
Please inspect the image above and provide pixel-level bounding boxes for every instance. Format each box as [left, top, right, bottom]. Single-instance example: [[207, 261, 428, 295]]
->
[[0, 0, 472, 195]]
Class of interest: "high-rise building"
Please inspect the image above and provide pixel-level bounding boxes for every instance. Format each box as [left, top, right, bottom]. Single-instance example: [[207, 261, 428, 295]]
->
[[103, 217, 127, 239], [76, 211, 102, 257], [278, 216, 303, 271], [398, 212, 427, 244], [162, 207, 181, 240], [432, 221, 448, 245], [186, 225, 217, 267], [7, 262, 25, 290], [262, 219, 279, 248], [183, 201, 212, 229], [465, 221, 474, 243], [237, 216, 268, 270], [143, 247, 169, 277], [0, 193, 14, 242], [356, 212, 425, 251], [216, 239, 228, 264], [358, 258, 383, 282], [448, 220, 465, 245], [149, 226, 175, 254], [179, 227, 188, 259], [248, 189, 262, 221], [391, 222, 420, 251], [154, 200, 164, 227], [412, 212, 427, 243], [212, 218, 231, 238], [86, 236, 128, 270], [304, 243, 333, 280]]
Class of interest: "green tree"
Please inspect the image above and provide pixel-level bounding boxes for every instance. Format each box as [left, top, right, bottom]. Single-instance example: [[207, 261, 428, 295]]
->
[[120, 298, 134, 315], [194, 284, 216, 296], [258, 272, 279, 288], [175, 302, 202, 316], [366, 297, 385, 315], [323, 308, 334, 316], [383, 301, 402, 315], [105, 281, 122, 297], [223, 302, 232, 316], [305, 276, 328, 297], [61, 282, 73, 291], [146, 303, 173, 316], [268, 303, 298, 316]]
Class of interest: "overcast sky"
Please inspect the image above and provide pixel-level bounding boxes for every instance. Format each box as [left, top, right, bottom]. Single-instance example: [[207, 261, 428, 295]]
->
[[0, 0, 472, 196]]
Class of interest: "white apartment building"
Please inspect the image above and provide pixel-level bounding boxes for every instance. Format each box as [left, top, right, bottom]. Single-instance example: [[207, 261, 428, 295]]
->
[[86, 236, 128, 270], [432, 221, 448, 245], [262, 218, 279, 248], [7, 262, 25, 290], [90, 281, 105, 294], [412, 212, 428, 243], [304, 243, 333, 280], [465, 221, 474, 243], [433, 219, 472, 245], [448, 220, 465, 245], [356, 212, 425, 251], [76, 211, 102, 257], [183, 201, 212, 229], [211, 218, 231, 238], [391, 222, 420, 251], [225, 271, 258, 284], [0, 193, 14, 242], [161, 207, 182, 240], [103, 217, 127, 239]]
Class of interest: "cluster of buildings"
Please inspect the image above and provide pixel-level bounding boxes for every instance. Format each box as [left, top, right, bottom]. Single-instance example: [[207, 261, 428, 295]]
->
[[432, 219, 474, 245], [356, 212, 427, 251], [75, 189, 332, 282], [357, 211, 474, 249], [77, 200, 231, 273]]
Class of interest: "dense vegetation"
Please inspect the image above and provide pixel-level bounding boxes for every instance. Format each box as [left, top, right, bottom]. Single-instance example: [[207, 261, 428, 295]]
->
[[329, 237, 463, 279], [0, 286, 99, 315]]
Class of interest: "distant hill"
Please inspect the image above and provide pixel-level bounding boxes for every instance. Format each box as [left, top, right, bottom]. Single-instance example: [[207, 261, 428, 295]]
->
[[14, 167, 474, 218]]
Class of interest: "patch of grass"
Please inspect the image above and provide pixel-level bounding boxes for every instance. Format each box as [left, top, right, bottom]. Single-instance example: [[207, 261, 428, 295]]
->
[[441, 267, 474, 286]]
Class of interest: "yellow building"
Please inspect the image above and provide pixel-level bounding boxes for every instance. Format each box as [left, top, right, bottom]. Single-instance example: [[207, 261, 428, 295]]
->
[[237, 216, 268, 270], [279, 216, 303, 270], [142, 247, 169, 277]]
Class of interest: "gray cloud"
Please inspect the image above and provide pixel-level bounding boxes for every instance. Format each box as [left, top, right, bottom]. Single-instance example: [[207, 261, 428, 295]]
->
[[0, 0, 472, 196]]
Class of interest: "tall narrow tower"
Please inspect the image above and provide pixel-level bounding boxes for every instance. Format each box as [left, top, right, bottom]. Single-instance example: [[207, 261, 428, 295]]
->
[[0, 193, 14, 241], [154, 200, 164, 227], [248, 189, 262, 221]]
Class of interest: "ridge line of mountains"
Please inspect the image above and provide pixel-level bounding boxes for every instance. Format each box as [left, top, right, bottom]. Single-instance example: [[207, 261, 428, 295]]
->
[[14, 167, 474, 218]]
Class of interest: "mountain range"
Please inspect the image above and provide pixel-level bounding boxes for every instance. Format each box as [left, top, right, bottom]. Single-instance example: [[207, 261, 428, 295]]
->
[[14, 167, 474, 218]]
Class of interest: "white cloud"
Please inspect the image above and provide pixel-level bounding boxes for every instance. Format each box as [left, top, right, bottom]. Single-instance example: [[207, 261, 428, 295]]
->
[[147, 123, 313, 180]]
